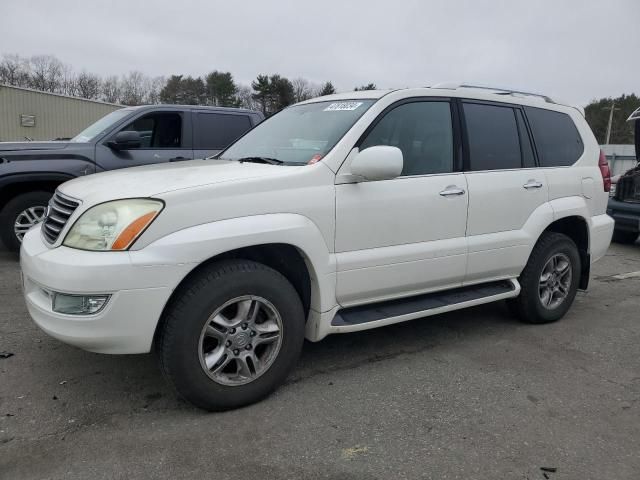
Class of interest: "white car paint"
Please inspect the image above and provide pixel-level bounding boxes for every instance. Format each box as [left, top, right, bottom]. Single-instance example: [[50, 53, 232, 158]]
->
[[21, 86, 614, 354]]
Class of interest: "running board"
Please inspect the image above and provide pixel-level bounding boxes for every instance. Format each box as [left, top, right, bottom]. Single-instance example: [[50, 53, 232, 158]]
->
[[331, 279, 520, 329]]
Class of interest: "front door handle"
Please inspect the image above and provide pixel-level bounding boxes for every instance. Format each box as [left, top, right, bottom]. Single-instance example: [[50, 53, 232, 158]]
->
[[439, 186, 466, 197], [523, 180, 543, 189], [169, 156, 188, 162]]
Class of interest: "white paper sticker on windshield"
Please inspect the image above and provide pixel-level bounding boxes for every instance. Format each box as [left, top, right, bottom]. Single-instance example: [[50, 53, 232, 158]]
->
[[324, 102, 363, 111]]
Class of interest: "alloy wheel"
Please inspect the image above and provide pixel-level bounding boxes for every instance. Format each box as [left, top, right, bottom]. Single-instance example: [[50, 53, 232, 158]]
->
[[198, 295, 283, 386], [538, 253, 572, 310], [14, 206, 47, 242]]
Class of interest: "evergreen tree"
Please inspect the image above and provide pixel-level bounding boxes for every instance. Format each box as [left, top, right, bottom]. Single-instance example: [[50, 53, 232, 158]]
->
[[318, 81, 336, 96]]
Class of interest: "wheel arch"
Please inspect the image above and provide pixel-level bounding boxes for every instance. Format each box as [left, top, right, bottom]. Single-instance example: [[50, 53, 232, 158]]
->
[[152, 242, 318, 350], [140, 213, 337, 350], [541, 215, 590, 290], [0, 173, 73, 211]]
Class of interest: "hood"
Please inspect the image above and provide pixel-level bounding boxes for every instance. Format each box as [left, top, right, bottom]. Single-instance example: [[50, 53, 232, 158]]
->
[[59, 159, 295, 204], [0, 141, 71, 152]]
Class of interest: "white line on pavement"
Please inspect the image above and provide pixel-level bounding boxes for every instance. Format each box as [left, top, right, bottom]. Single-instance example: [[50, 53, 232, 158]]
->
[[611, 271, 640, 280]]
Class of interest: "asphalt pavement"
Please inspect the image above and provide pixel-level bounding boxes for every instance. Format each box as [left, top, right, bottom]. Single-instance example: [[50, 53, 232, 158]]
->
[[1, 241, 639, 479]]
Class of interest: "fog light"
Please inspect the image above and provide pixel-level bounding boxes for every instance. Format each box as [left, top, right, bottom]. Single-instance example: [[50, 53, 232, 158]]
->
[[51, 293, 110, 315]]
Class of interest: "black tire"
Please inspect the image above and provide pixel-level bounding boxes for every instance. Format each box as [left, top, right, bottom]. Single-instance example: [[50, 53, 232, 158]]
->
[[508, 232, 581, 324], [0, 191, 52, 252], [612, 229, 638, 245], [157, 259, 305, 411]]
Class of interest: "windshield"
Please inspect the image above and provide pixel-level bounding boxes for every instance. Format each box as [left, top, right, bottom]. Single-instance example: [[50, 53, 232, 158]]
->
[[70, 109, 132, 143], [219, 100, 376, 165]]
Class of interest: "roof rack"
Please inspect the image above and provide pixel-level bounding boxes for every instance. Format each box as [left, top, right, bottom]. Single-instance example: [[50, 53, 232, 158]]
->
[[430, 82, 556, 104]]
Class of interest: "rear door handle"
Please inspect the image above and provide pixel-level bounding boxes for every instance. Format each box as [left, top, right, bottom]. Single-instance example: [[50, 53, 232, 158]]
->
[[169, 156, 188, 162], [439, 186, 466, 197], [523, 180, 543, 189]]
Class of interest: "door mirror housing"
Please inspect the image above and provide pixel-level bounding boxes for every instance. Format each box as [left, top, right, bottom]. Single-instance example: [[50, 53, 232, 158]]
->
[[107, 131, 142, 150], [350, 146, 403, 182]]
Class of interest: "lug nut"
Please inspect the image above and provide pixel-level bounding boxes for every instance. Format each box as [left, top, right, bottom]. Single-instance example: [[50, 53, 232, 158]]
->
[[250, 331, 256, 337], [245, 345, 252, 350], [242, 323, 248, 330], [225, 340, 232, 347], [230, 328, 236, 334], [233, 349, 239, 356]]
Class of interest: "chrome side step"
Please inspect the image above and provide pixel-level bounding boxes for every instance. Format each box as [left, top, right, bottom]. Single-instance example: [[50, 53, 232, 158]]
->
[[330, 279, 520, 331]]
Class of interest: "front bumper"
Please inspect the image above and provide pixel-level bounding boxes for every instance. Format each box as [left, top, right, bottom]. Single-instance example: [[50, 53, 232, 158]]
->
[[20, 226, 193, 354], [607, 198, 640, 233]]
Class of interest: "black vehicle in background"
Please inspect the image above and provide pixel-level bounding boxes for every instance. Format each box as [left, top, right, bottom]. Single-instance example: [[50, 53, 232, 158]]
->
[[608, 106, 640, 244], [0, 105, 263, 251]]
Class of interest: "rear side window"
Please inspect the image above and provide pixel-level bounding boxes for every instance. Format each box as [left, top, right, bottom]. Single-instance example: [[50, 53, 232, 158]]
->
[[464, 103, 521, 170], [525, 107, 584, 167], [194, 113, 252, 149]]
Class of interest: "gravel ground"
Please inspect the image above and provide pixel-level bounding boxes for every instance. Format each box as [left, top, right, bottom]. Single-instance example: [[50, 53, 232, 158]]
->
[[1, 241, 639, 480]]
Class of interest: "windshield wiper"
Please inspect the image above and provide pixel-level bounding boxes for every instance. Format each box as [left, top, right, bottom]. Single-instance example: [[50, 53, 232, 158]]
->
[[236, 156, 284, 165]]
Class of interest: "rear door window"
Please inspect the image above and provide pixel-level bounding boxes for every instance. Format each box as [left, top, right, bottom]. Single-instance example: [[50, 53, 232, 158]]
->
[[463, 102, 521, 171], [524, 107, 584, 167], [194, 113, 252, 150]]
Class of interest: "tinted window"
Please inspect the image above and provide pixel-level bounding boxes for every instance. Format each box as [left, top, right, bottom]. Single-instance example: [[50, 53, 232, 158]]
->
[[464, 103, 521, 170], [195, 113, 252, 150], [525, 107, 583, 167], [516, 109, 536, 168], [119, 112, 182, 148], [360, 101, 453, 176]]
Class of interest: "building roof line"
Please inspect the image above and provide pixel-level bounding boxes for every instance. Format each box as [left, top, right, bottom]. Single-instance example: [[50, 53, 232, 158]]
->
[[0, 83, 123, 107]]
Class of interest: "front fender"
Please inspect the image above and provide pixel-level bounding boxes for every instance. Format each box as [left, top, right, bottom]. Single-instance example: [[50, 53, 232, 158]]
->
[[130, 213, 337, 313]]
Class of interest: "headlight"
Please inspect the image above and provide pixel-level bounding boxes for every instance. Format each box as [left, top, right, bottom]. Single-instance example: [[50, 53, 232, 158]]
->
[[63, 199, 163, 251]]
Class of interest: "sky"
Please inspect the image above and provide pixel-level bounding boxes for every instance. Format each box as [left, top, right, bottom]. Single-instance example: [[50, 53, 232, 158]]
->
[[1, 0, 638, 106]]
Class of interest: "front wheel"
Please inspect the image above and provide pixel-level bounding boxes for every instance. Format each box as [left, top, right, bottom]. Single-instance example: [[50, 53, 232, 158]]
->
[[157, 260, 305, 411], [508, 232, 581, 324], [0, 191, 52, 252]]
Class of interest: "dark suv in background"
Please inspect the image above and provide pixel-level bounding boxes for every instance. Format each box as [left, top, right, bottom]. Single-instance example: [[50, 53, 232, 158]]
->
[[608, 106, 640, 244], [0, 105, 263, 250]]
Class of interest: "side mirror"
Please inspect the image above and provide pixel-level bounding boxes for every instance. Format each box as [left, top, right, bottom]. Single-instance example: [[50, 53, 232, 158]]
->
[[107, 131, 141, 150], [350, 146, 403, 181]]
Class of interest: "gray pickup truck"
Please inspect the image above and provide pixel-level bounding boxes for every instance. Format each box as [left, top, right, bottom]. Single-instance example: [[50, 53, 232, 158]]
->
[[607, 106, 640, 244], [0, 105, 263, 250]]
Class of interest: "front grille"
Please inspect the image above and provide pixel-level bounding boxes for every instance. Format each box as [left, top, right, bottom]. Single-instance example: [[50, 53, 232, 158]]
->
[[42, 191, 80, 244]]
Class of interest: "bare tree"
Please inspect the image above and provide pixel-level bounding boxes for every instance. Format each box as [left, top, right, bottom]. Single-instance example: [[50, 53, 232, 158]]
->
[[76, 71, 101, 99], [145, 76, 165, 104], [59, 63, 78, 96], [29, 55, 64, 92], [102, 75, 121, 103], [291, 77, 316, 103], [235, 84, 259, 111], [0, 54, 30, 87], [120, 71, 148, 105]]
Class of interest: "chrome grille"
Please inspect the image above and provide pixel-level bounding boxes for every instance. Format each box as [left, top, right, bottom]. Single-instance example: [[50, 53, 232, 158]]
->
[[42, 191, 80, 244]]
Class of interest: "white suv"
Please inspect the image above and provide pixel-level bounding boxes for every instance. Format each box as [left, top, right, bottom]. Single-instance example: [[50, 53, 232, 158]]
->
[[20, 85, 614, 410]]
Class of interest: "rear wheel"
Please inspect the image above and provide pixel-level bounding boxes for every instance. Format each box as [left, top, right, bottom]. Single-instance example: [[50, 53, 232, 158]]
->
[[157, 259, 305, 411], [508, 232, 581, 324], [0, 191, 52, 252], [612, 230, 638, 244]]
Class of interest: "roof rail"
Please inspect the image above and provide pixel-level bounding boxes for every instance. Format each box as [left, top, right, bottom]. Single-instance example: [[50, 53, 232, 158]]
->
[[430, 82, 556, 104]]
